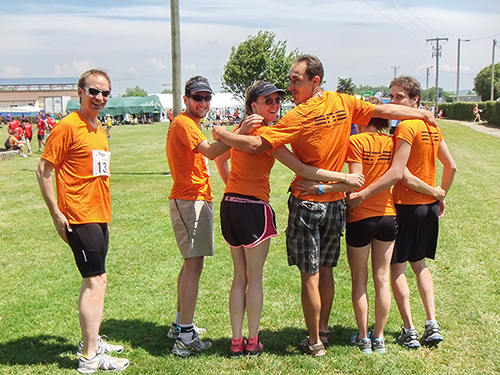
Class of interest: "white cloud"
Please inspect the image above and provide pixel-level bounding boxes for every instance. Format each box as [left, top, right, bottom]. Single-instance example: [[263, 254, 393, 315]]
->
[[152, 58, 168, 72], [2, 66, 22, 78], [53, 59, 93, 77], [183, 64, 197, 71]]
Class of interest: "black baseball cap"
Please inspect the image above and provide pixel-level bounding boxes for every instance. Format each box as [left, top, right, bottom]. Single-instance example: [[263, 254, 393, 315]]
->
[[185, 80, 213, 95], [253, 82, 286, 97]]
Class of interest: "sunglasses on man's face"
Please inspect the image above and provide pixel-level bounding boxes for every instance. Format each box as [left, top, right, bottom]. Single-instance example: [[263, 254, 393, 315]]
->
[[83, 87, 111, 98], [189, 94, 212, 102], [257, 97, 281, 106]]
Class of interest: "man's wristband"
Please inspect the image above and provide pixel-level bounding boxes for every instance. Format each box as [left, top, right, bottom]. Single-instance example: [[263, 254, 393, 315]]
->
[[317, 183, 324, 195]]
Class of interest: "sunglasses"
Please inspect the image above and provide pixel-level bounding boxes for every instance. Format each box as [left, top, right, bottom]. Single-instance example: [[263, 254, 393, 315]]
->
[[257, 97, 281, 106], [83, 87, 111, 98], [189, 94, 212, 102]]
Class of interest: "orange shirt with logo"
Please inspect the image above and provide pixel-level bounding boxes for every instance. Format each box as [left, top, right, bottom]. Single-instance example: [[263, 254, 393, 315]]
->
[[42, 111, 111, 224], [392, 119, 443, 205], [346, 132, 396, 223], [167, 112, 212, 201], [259, 91, 375, 202], [225, 125, 275, 202]]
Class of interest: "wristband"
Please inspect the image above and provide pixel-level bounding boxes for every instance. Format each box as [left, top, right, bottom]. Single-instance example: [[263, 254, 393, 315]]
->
[[344, 173, 347, 182], [317, 183, 324, 195]]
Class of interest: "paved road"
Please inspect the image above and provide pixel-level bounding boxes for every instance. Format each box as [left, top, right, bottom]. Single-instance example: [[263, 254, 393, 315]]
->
[[445, 119, 500, 139]]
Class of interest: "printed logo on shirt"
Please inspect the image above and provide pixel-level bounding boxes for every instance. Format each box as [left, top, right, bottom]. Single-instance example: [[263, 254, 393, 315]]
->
[[362, 150, 392, 164], [313, 110, 347, 127], [421, 130, 440, 144]]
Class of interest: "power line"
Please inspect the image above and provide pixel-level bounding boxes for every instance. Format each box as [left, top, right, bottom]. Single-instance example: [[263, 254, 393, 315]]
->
[[362, 0, 427, 39], [394, 0, 442, 36], [386, 0, 433, 38], [401, 42, 433, 69], [469, 32, 500, 42], [427, 37, 448, 112]]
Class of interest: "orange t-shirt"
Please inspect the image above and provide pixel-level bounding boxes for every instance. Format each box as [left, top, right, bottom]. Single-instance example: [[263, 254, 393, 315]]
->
[[346, 132, 396, 223], [167, 112, 212, 201], [42, 111, 111, 224], [392, 119, 443, 205], [225, 125, 275, 202], [259, 91, 375, 202]]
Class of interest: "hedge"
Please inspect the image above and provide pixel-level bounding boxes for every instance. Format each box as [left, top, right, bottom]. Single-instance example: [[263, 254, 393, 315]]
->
[[439, 101, 500, 125]]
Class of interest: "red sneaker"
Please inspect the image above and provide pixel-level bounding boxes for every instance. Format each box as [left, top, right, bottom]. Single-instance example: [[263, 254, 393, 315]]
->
[[230, 337, 247, 357], [245, 337, 263, 357]]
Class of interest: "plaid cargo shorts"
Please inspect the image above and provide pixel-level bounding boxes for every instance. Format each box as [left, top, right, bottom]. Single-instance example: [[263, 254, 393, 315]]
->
[[285, 195, 346, 274]]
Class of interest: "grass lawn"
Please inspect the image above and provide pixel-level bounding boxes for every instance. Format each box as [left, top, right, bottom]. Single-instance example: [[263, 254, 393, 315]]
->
[[0, 119, 499, 374]]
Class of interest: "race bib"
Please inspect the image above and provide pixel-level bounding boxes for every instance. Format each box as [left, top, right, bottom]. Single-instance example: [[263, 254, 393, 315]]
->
[[92, 150, 111, 176]]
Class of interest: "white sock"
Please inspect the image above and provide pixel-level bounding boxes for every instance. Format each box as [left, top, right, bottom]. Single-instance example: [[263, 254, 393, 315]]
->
[[178, 324, 194, 342], [174, 311, 181, 325], [426, 320, 437, 326]]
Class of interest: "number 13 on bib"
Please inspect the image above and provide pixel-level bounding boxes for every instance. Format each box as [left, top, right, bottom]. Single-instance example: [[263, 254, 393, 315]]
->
[[93, 150, 111, 176]]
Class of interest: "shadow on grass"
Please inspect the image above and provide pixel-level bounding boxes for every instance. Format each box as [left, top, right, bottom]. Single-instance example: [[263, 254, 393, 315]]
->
[[101, 319, 356, 358], [0, 334, 75, 369]]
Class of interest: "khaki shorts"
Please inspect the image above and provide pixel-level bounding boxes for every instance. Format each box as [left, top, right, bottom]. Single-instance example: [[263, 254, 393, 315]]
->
[[169, 199, 214, 259]]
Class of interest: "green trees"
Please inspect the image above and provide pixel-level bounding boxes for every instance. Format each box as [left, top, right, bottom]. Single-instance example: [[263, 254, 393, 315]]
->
[[336, 77, 356, 95], [122, 86, 148, 97], [473, 63, 500, 101], [221, 31, 299, 101]]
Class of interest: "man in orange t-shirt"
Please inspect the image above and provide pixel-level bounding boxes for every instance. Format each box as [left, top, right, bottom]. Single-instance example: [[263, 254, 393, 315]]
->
[[166, 76, 230, 357], [353, 76, 456, 349], [389, 76, 456, 349], [36, 70, 129, 373], [212, 55, 439, 356]]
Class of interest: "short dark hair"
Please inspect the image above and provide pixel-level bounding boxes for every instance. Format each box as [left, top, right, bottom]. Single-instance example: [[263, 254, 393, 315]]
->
[[78, 69, 111, 90], [293, 54, 324, 82], [390, 76, 421, 106]]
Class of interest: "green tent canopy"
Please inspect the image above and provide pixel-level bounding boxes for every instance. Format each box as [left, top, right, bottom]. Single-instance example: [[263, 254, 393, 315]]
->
[[66, 95, 163, 116]]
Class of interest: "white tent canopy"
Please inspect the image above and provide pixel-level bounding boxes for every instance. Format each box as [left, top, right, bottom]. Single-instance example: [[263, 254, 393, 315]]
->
[[0, 105, 42, 116], [152, 93, 243, 111]]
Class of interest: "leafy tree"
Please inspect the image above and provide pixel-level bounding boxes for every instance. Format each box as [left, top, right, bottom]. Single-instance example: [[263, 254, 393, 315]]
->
[[357, 84, 389, 97], [423, 87, 455, 103], [161, 88, 173, 94], [222, 31, 299, 101], [473, 63, 500, 101], [336, 77, 356, 95], [122, 86, 148, 97]]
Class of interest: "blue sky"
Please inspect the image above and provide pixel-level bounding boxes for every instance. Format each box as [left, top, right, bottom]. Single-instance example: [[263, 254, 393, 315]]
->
[[1, 0, 499, 96]]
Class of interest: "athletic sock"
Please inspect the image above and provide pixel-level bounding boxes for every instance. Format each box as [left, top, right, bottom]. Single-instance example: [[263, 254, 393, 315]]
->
[[178, 324, 194, 342], [425, 319, 437, 326], [174, 311, 181, 325]]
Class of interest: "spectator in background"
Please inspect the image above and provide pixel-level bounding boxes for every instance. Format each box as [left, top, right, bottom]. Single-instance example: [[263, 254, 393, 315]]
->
[[5, 130, 27, 157], [473, 104, 482, 122], [37, 114, 46, 151], [46, 113, 56, 136], [23, 118, 33, 154], [8, 116, 21, 135]]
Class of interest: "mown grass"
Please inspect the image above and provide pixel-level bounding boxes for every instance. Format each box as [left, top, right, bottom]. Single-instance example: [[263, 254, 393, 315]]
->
[[0, 120, 499, 374]]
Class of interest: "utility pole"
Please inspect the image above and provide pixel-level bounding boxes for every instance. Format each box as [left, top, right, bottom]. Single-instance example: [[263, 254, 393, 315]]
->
[[426, 66, 433, 103], [170, 0, 182, 117], [427, 37, 448, 113], [391, 65, 400, 78], [456, 38, 470, 102], [491, 39, 497, 101]]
